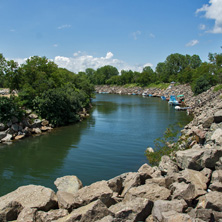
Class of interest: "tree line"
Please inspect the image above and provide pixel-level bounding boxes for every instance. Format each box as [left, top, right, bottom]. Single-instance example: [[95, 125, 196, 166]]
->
[[81, 52, 222, 95], [0, 51, 221, 125], [0, 55, 94, 126]]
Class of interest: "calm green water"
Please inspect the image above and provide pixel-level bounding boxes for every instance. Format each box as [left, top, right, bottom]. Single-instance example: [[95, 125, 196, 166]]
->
[[0, 94, 192, 196]]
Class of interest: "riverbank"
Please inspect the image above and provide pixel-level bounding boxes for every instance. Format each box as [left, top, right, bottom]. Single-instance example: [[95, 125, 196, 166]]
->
[[0, 85, 222, 221]]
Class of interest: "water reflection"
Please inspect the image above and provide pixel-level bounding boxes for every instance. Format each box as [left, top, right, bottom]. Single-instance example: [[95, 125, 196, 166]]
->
[[0, 117, 95, 196], [0, 94, 191, 196]]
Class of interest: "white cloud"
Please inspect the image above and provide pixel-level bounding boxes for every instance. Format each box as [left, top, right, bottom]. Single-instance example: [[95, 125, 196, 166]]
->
[[186, 40, 199, 47], [131, 31, 141, 40], [53, 44, 58, 47], [54, 51, 153, 73], [196, 0, 222, 33], [149, 33, 155, 38], [57, 24, 71, 30], [199, 24, 206, 30]]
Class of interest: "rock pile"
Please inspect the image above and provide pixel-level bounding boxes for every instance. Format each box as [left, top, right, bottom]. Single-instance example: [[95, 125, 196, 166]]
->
[[95, 84, 194, 101], [0, 112, 52, 144], [0, 86, 222, 221]]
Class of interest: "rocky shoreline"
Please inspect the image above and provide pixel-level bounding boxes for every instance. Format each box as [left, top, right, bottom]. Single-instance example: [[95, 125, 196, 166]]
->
[[1, 85, 222, 221], [0, 107, 89, 145]]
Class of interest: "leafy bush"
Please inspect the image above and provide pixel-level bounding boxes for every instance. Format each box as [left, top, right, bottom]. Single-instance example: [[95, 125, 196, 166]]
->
[[0, 96, 23, 123], [213, 84, 222, 92], [33, 86, 87, 126], [192, 75, 216, 95], [145, 124, 180, 166]]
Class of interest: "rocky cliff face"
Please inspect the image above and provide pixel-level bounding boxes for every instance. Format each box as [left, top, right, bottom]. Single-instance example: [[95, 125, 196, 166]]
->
[[1, 85, 222, 221]]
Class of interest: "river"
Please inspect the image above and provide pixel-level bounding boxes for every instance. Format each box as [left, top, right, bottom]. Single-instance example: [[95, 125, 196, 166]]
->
[[0, 94, 192, 196]]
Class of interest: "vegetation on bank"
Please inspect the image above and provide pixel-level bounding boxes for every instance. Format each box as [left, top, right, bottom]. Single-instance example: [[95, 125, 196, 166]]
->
[[0, 55, 94, 126], [0, 50, 221, 126]]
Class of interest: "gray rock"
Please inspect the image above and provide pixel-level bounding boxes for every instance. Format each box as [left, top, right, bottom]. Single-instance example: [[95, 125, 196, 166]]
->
[[214, 110, 222, 123], [158, 155, 179, 175], [138, 163, 155, 178], [109, 197, 153, 222], [120, 172, 142, 197], [56, 191, 77, 211], [17, 207, 37, 222], [54, 175, 83, 194], [201, 147, 222, 169], [0, 185, 57, 211], [31, 119, 42, 128], [1, 134, 13, 142], [202, 116, 214, 128], [0, 131, 7, 140], [107, 173, 128, 194], [95, 215, 114, 222], [0, 201, 23, 222], [175, 146, 204, 170], [211, 128, 222, 145], [209, 182, 222, 192], [29, 113, 38, 119], [41, 119, 49, 126], [188, 208, 213, 222], [152, 199, 187, 222], [32, 128, 42, 134], [71, 180, 114, 208], [11, 123, 19, 132], [0, 123, 5, 131], [200, 191, 222, 211], [36, 209, 69, 222], [161, 210, 193, 222], [170, 182, 196, 201], [56, 200, 112, 222], [216, 157, 222, 170], [179, 169, 208, 196], [124, 182, 171, 202]]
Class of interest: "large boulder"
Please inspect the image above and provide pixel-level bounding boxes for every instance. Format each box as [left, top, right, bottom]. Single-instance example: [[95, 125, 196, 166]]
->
[[158, 155, 179, 175], [170, 182, 196, 201], [124, 182, 171, 202], [0, 185, 57, 212], [36, 209, 69, 222], [0, 201, 23, 222], [107, 173, 128, 194], [109, 197, 153, 222], [120, 172, 142, 197], [179, 169, 208, 196], [175, 146, 204, 170], [161, 210, 194, 222], [56, 200, 112, 222], [70, 180, 114, 208], [198, 191, 222, 212], [56, 191, 77, 211], [175, 146, 222, 170], [54, 175, 83, 194], [152, 199, 187, 222], [17, 207, 37, 222]]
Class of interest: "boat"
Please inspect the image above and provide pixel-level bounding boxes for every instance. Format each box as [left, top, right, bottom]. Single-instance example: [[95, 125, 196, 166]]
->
[[161, 96, 166, 101], [142, 92, 148, 96], [168, 95, 180, 106]]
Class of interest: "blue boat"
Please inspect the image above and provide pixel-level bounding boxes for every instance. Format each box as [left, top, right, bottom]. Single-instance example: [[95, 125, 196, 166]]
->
[[168, 95, 180, 106], [161, 96, 166, 101]]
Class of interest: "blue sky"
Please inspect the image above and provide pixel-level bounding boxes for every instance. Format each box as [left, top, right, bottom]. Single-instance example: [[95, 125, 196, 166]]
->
[[0, 0, 222, 73]]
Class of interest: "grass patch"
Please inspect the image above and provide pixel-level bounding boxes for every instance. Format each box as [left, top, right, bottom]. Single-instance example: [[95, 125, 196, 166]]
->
[[123, 83, 139, 88], [146, 83, 170, 89], [213, 84, 222, 92]]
